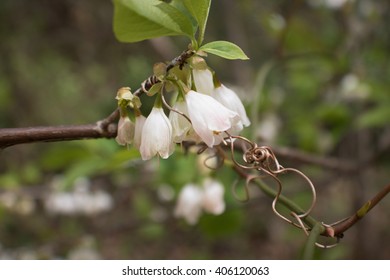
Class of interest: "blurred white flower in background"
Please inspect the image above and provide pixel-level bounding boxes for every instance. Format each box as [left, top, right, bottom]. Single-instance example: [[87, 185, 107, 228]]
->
[[174, 179, 225, 225], [174, 183, 204, 225], [201, 178, 225, 215], [45, 177, 113, 215], [308, 0, 353, 9]]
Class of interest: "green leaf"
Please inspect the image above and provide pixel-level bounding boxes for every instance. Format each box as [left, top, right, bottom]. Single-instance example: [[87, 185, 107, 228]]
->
[[357, 106, 390, 128], [199, 41, 249, 60], [182, 0, 211, 45], [113, 0, 195, 43]]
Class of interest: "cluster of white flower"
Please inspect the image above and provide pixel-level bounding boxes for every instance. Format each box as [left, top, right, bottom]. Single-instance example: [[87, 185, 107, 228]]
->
[[115, 58, 250, 160], [45, 182, 113, 215], [174, 178, 225, 225]]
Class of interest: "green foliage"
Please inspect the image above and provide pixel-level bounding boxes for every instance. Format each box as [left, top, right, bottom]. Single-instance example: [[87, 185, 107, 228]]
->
[[113, 0, 196, 43], [357, 105, 390, 128], [113, 0, 249, 62], [199, 209, 243, 238], [199, 41, 249, 60], [181, 0, 211, 45]]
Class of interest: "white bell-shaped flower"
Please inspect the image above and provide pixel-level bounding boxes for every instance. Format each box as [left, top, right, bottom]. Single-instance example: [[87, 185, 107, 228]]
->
[[185, 90, 240, 147], [169, 99, 200, 143], [133, 114, 146, 150], [174, 178, 226, 225], [115, 116, 135, 146], [139, 107, 174, 160], [211, 84, 251, 134], [202, 178, 225, 215], [192, 68, 214, 95], [174, 184, 204, 225]]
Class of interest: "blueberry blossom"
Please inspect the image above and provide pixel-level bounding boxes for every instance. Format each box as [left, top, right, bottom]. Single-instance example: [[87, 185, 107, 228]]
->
[[202, 178, 225, 215], [192, 68, 214, 95], [139, 106, 174, 160], [185, 90, 240, 147], [174, 183, 204, 225], [211, 84, 251, 133], [192, 68, 250, 135], [115, 116, 134, 146], [133, 114, 146, 150], [168, 99, 200, 143], [174, 179, 226, 225]]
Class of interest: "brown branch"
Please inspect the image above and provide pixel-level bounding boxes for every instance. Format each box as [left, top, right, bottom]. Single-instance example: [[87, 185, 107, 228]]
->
[[0, 109, 119, 149], [332, 183, 390, 238]]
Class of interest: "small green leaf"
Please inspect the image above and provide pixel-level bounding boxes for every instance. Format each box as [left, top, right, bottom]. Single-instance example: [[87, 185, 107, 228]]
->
[[147, 83, 163, 96], [182, 0, 211, 46], [113, 0, 195, 43], [199, 41, 249, 60]]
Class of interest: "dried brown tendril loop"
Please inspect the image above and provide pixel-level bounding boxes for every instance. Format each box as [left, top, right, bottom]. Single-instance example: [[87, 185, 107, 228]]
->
[[196, 144, 209, 155], [258, 167, 304, 226], [203, 149, 225, 171], [272, 167, 317, 219], [226, 136, 317, 229], [231, 177, 251, 202], [224, 133, 258, 171], [141, 75, 160, 94], [244, 146, 283, 173], [326, 217, 350, 227]]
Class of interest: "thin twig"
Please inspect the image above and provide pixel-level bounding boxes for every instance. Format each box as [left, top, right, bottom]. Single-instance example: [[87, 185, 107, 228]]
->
[[0, 109, 119, 149], [332, 183, 390, 237]]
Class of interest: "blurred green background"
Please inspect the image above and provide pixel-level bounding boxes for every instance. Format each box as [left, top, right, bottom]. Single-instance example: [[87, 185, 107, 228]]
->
[[0, 0, 389, 259]]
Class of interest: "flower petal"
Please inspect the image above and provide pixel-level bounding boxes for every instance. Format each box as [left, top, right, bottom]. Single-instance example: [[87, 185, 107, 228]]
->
[[174, 184, 204, 225], [192, 69, 214, 95], [169, 100, 193, 143], [139, 107, 174, 160], [115, 116, 135, 146], [185, 90, 240, 147], [202, 178, 225, 215], [212, 84, 251, 128], [133, 115, 146, 149]]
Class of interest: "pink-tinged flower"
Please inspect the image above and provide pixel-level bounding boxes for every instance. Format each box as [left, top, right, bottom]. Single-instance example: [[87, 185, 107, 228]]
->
[[115, 116, 135, 146], [211, 85, 251, 134], [202, 178, 225, 215], [174, 184, 204, 225], [192, 68, 214, 95], [139, 107, 174, 160], [185, 90, 240, 147], [133, 114, 146, 150], [169, 100, 200, 143]]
